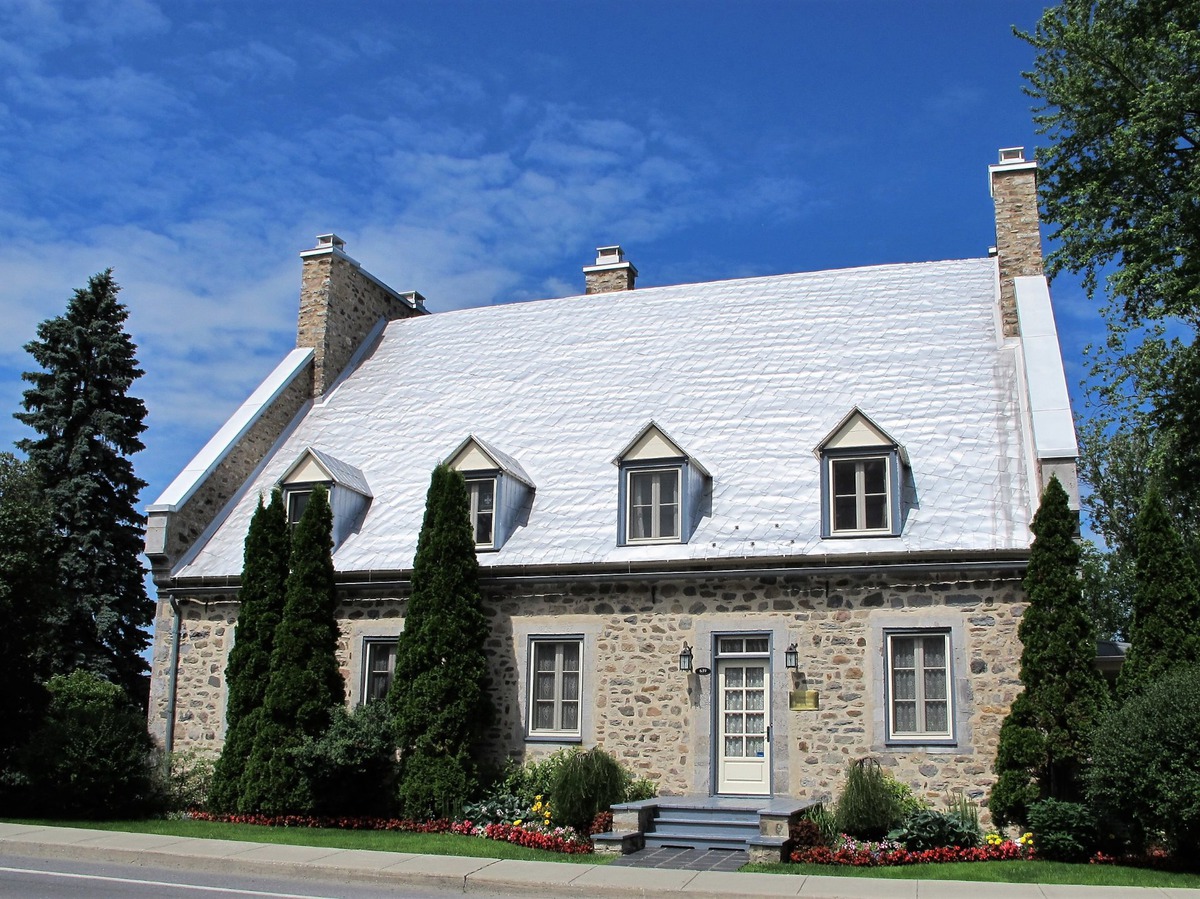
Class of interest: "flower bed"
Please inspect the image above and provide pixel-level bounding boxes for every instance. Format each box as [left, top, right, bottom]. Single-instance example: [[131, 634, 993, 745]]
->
[[790, 833, 1034, 867], [189, 811, 593, 854]]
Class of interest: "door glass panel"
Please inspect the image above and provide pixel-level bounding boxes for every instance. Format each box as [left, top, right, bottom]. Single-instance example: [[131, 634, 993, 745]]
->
[[725, 690, 743, 710], [746, 689, 764, 711], [725, 667, 743, 687], [746, 737, 765, 757], [746, 667, 764, 688], [746, 714, 764, 734], [725, 736, 742, 757], [725, 713, 743, 734]]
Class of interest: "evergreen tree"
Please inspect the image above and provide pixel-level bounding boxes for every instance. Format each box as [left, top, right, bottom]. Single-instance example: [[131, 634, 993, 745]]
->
[[990, 476, 1109, 825], [0, 455, 61, 802], [240, 486, 342, 814], [15, 270, 150, 702], [208, 490, 289, 812], [388, 464, 491, 818], [1117, 486, 1200, 700]]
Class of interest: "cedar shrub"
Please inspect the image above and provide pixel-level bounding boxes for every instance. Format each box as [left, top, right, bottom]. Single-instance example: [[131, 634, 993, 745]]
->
[[388, 464, 491, 818]]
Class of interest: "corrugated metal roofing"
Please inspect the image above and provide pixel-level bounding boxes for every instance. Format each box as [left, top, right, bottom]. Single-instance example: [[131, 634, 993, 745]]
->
[[175, 257, 1033, 578]]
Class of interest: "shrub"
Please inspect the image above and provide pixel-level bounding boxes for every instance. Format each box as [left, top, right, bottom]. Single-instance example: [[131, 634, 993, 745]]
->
[[499, 748, 579, 807], [462, 792, 527, 825], [15, 671, 159, 818], [1028, 798, 1096, 862], [163, 749, 215, 814], [789, 816, 828, 851], [888, 808, 981, 851], [804, 803, 839, 846], [625, 776, 658, 802], [834, 759, 904, 840], [296, 701, 398, 817], [549, 747, 629, 832], [1089, 664, 1200, 856]]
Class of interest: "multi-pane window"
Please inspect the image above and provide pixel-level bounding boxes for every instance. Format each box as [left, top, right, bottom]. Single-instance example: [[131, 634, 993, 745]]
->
[[831, 456, 890, 533], [285, 487, 314, 527], [529, 640, 582, 737], [627, 468, 681, 542], [362, 639, 397, 703], [467, 478, 496, 548], [887, 632, 952, 740]]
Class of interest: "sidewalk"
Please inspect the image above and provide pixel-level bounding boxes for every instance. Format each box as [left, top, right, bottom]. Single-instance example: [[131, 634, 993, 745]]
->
[[1, 822, 1196, 898]]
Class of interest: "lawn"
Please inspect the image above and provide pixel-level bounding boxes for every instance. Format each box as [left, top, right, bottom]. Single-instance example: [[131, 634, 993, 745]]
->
[[746, 859, 1200, 889], [4, 818, 605, 865]]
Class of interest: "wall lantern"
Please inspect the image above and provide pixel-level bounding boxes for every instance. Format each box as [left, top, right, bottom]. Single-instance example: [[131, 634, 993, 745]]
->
[[679, 641, 694, 672], [785, 643, 799, 670]]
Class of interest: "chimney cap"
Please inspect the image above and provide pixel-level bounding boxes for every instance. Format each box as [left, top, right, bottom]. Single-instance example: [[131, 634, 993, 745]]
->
[[315, 233, 346, 250], [594, 245, 625, 265], [997, 147, 1026, 165]]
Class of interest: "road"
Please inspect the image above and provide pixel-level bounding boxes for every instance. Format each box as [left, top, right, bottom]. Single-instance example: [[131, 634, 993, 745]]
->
[[0, 852, 525, 899]]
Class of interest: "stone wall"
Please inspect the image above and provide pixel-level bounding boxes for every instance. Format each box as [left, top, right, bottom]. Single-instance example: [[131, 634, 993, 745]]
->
[[584, 266, 636, 294], [152, 567, 1024, 811], [991, 166, 1044, 339], [151, 366, 313, 571]]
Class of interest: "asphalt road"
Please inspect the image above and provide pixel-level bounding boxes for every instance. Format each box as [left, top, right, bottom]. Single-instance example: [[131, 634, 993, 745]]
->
[[0, 852, 524, 899]]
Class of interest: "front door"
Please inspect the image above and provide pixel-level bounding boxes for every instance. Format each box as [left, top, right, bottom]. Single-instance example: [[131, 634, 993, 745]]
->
[[716, 636, 771, 795]]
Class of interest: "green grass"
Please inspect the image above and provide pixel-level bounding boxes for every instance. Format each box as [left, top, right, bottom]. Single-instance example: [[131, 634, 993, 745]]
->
[[4, 818, 604, 865], [745, 859, 1200, 888]]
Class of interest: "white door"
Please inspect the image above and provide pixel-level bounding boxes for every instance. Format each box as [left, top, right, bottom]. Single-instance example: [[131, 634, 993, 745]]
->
[[717, 656, 771, 795]]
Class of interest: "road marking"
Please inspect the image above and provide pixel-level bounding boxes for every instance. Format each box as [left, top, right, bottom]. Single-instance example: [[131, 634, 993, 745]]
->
[[0, 865, 341, 898]]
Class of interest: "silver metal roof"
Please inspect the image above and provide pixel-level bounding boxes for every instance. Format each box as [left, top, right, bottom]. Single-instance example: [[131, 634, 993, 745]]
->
[[174, 257, 1034, 578]]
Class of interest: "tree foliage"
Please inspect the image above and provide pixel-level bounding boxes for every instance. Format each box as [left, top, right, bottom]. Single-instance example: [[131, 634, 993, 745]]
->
[[240, 486, 342, 814], [209, 490, 289, 813], [15, 269, 151, 702], [1091, 664, 1200, 855], [1117, 486, 1200, 700], [990, 477, 1109, 824], [388, 464, 491, 818], [0, 455, 61, 795]]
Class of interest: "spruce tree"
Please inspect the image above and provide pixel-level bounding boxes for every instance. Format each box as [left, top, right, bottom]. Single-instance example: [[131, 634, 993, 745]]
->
[[388, 464, 491, 818], [240, 486, 342, 814], [0, 455, 61, 801], [1117, 486, 1200, 701], [208, 490, 289, 812], [990, 476, 1109, 825], [16, 270, 151, 702]]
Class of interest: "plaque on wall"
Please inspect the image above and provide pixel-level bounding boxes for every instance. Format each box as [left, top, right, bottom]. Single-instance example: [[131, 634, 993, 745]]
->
[[790, 689, 820, 711]]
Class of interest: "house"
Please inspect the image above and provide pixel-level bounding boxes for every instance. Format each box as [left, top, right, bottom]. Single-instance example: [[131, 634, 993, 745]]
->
[[145, 148, 1076, 823]]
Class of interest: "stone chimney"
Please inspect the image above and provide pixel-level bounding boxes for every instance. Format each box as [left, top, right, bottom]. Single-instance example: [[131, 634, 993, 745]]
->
[[989, 148, 1044, 338], [298, 233, 427, 396], [583, 245, 638, 294]]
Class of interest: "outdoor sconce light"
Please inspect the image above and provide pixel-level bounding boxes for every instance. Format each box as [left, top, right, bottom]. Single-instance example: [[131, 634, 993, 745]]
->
[[679, 641, 694, 672], [785, 643, 799, 670]]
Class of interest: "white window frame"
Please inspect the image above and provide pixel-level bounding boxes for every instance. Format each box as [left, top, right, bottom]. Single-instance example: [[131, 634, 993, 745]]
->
[[527, 638, 583, 739], [828, 454, 892, 535], [466, 476, 497, 550], [624, 466, 682, 544], [284, 485, 315, 527], [885, 630, 953, 743], [361, 637, 397, 704]]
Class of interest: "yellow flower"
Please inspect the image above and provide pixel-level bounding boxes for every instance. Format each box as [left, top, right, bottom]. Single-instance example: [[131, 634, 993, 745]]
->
[[513, 819, 523, 827]]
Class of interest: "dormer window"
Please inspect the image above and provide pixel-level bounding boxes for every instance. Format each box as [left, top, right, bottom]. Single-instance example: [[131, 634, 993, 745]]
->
[[627, 467, 680, 542], [466, 476, 496, 548], [615, 422, 709, 546], [445, 435, 534, 552], [817, 409, 907, 538], [277, 447, 372, 546]]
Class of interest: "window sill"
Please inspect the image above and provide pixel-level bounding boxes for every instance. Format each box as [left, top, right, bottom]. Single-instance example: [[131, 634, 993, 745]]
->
[[885, 738, 958, 748], [525, 734, 583, 744]]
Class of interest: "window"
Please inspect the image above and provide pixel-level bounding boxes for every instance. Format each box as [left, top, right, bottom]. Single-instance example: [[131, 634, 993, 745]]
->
[[529, 639, 582, 738], [626, 467, 681, 543], [467, 477, 496, 548], [362, 638, 397, 703], [887, 631, 952, 741], [285, 487, 314, 527], [830, 456, 890, 533]]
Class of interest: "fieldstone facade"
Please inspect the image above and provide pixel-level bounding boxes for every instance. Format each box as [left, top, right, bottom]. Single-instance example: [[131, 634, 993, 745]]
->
[[990, 150, 1044, 339], [150, 563, 1024, 809]]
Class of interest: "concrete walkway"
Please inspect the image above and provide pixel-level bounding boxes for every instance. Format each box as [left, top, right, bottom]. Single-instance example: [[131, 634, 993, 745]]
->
[[1, 822, 1197, 898]]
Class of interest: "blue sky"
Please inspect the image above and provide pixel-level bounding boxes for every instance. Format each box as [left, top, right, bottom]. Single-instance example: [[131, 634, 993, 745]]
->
[[0, 1, 1099, 527]]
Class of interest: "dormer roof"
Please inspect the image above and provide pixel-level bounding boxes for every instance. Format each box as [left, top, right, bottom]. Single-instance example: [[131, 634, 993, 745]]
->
[[444, 434, 535, 488], [279, 447, 372, 498], [816, 407, 909, 465], [613, 421, 711, 477]]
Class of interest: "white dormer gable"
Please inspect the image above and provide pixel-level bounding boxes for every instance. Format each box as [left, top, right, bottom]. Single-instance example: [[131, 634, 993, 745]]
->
[[815, 409, 908, 538], [614, 421, 710, 545], [816, 407, 908, 463], [278, 447, 371, 548], [444, 435, 534, 551]]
